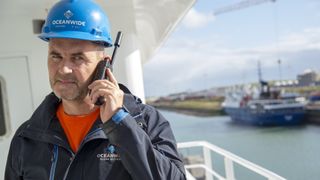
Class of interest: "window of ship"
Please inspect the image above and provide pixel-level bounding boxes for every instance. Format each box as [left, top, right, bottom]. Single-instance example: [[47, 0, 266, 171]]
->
[[0, 77, 7, 136]]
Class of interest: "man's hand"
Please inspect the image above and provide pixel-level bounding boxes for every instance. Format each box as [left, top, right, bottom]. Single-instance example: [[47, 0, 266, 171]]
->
[[88, 68, 124, 123]]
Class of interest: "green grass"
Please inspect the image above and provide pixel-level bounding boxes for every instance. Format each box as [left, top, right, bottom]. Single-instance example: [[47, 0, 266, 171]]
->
[[147, 98, 225, 116], [169, 99, 221, 110]]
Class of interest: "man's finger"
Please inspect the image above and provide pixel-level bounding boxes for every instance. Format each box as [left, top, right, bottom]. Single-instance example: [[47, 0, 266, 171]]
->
[[106, 68, 118, 87]]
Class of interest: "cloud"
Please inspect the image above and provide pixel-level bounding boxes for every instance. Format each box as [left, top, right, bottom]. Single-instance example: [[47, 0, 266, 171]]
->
[[279, 28, 320, 51], [143, 27, 320, 97], [181, 8, 215, 29]]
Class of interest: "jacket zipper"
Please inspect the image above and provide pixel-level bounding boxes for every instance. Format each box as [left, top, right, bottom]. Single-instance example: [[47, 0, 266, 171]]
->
[[62, 127, 104, 180], [49, 145, 59, 180]]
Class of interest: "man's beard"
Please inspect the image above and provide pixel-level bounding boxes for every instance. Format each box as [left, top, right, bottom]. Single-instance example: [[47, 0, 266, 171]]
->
[[51, 74, 90, 102]]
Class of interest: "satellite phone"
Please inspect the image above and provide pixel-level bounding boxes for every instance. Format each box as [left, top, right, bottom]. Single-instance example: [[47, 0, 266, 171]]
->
[[91, 31, 123, 106]]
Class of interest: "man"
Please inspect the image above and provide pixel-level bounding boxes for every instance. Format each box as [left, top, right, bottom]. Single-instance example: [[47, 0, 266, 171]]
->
[[5, 0, 186, 179]]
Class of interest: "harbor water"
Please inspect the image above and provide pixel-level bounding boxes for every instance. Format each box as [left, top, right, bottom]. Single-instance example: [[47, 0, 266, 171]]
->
[[161, 110, 320, 180]]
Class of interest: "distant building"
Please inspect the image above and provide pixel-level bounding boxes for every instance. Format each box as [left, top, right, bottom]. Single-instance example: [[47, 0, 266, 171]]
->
[[165, 92, 188, 101], [274, 80, 298, 87], [297, 69, 319, 86]]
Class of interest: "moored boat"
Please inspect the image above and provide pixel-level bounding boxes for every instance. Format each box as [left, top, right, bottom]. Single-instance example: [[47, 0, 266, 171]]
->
[[223, 98, 305, 125], [223, 79, 306, 126]]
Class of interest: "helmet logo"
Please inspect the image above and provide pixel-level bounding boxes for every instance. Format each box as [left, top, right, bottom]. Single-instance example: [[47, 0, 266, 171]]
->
[[64, 10, 73, 19]]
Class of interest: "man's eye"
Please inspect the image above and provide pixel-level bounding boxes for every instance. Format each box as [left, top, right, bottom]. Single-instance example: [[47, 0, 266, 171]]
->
[[50, 55, 62, 61], [73, 56, 84, 61]]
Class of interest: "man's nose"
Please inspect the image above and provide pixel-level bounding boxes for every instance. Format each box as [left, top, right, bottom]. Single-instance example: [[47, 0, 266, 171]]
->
[[58, 60, 73, 74]]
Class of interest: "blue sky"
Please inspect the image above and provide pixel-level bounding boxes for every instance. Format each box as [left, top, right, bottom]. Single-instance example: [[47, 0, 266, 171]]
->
[[143, 0, 320, 97]]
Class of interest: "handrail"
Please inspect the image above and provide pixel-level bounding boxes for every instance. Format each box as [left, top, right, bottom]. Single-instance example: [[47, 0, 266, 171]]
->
[[185, 169, 197, 180], [185, 164, 226, 180], [178, 141, 286, 180]]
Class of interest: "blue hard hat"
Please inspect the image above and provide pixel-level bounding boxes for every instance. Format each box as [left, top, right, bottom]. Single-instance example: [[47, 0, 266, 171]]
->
[[39, 0, 112, 47]]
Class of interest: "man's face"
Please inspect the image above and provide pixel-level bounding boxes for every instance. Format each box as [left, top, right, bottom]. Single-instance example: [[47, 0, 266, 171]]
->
[[48, 38, 104, 102]]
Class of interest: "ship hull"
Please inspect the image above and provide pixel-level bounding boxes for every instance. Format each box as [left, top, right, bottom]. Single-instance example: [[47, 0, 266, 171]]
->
[[224, 107, 305, 126]]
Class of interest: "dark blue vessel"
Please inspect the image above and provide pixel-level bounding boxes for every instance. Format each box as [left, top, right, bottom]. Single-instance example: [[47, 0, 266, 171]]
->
[[223, 62, 306, 126], [223, 98, 305, 125]]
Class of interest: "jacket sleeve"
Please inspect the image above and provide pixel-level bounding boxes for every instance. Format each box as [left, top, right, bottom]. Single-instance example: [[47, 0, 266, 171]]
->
[[102, 105, 186, 180], [5, 135, 23, 180]]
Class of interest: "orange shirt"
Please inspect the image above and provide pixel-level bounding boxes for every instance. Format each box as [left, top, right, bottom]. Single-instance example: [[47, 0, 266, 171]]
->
[[57, 104, 100, 153]]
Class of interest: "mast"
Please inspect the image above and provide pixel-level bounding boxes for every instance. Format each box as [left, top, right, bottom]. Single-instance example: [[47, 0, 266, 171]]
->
[[258, 60, 262, 83]]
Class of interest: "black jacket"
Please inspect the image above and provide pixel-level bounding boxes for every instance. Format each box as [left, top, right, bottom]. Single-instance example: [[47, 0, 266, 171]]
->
[[5, 92, 185, 180]]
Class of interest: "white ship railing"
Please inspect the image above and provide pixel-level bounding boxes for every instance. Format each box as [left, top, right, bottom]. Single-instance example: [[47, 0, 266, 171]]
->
[[178, 141, 286, 180]]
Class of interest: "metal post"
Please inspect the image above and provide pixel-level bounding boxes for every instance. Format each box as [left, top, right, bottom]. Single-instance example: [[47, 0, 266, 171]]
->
[[224, 157, 235, 180], [203, 147, 213, 180], [114, 33, 146, 102]]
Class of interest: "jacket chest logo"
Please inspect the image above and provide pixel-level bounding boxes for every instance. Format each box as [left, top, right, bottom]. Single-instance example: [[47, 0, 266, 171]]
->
[[96, 145, 120, 161]]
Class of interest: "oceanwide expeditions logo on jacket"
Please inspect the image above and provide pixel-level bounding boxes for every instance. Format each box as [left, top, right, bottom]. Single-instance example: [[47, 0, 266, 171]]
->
[[97, 145, 120, 161]]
